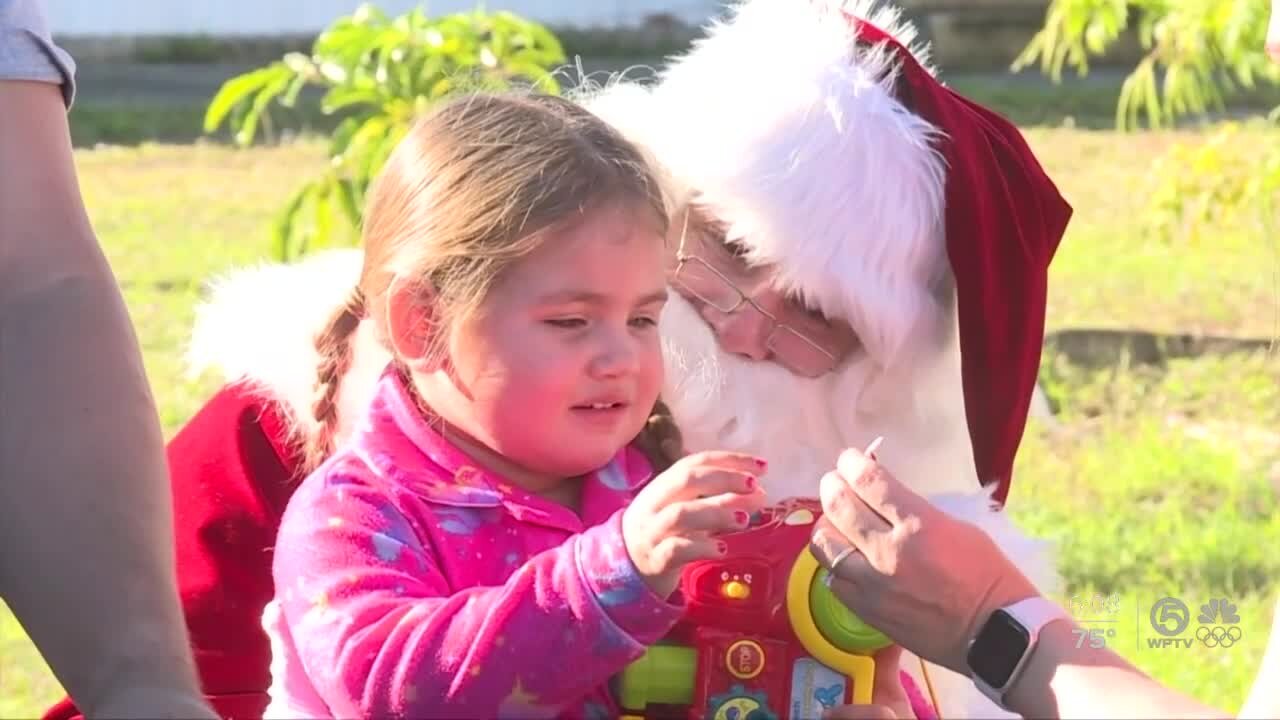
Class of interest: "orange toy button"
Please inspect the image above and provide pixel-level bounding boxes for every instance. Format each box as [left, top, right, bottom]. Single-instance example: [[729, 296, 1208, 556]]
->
[[722, 580, 751, 600], [725, 640, 766, 680]]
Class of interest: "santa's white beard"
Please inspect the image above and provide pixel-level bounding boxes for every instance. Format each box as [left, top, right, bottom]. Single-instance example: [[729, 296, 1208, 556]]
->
[[658, 296, 1058, 719], [658, 295, 981, 502], [660, 310, 848, 499]]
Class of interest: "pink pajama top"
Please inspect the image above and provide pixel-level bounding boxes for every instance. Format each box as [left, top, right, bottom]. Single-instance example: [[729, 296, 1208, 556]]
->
[[261, 368, 939, 719], [262, 369, 683, 719]]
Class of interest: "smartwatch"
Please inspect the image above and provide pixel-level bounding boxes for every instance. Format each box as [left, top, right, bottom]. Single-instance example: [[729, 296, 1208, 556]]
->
[[966, 596, 1069, 710]]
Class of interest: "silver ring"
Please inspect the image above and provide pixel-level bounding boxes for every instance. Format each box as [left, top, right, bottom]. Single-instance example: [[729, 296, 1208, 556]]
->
[[828, 545, 860, 576]]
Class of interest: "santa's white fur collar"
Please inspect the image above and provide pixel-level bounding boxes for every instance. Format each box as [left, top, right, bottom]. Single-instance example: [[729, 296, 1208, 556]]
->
[[186, 248, 391, 451]]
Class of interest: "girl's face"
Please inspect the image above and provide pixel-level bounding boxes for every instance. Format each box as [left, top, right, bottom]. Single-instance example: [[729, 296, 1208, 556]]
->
[[415, 203, 668, 490]]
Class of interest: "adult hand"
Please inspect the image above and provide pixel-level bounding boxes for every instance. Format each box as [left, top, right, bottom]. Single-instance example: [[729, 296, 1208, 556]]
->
[[808, 446, 1038, 675]]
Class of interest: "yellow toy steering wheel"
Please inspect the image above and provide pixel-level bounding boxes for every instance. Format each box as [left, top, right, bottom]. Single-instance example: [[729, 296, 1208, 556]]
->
[[785, 547, 891, 704]]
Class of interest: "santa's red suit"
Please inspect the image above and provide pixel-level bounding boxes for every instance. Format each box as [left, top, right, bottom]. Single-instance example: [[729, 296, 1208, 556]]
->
[[43, 1, 1070, 718]]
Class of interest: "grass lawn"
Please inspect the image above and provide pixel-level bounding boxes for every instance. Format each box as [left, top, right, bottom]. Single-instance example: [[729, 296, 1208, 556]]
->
[[2, 114, 1279, 714]]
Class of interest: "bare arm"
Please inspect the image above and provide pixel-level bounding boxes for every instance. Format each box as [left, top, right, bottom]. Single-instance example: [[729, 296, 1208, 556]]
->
[[1005, 617, 1227, 719], [810, 447, 1231, 720], [0, 79, 213, 718]]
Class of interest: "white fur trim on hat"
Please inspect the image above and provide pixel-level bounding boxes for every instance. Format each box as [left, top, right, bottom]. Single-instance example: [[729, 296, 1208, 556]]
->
[[579, 0, 951, 376]]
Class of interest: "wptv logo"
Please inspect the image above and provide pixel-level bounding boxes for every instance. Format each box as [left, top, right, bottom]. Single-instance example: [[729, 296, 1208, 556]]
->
[[1148, 597, 1242, 650]]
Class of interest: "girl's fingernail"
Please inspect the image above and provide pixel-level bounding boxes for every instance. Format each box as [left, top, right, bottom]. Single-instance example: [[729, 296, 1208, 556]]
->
[[734, 510, 749, 526], [745, 475, 757, 491], [717, 541, 728, 555], [754, 457, 768, 470]]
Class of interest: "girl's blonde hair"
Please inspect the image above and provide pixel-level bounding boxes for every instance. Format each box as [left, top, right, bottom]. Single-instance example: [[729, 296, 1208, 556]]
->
[[306, 91, 669, 472]]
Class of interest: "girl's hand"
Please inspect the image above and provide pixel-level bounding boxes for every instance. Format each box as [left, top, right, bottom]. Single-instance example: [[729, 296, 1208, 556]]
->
[[622, 451, 768, 598]]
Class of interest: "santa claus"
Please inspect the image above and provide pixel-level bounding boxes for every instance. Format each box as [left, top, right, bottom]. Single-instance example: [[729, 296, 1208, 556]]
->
[[42, 1, 1070, 719], [570, 0, 1072, 713]]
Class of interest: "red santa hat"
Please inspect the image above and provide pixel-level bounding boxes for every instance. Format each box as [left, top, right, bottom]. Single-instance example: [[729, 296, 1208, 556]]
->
[[868, 22, 1073, 506], [583, 0, 1071, 506]]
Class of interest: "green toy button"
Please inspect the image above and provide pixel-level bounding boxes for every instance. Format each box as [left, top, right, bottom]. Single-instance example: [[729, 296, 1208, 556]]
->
[[809, 568, 892, 653]]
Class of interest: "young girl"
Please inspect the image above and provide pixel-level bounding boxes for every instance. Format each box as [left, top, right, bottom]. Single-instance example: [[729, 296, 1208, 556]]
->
[[260, 91, 770, 719]]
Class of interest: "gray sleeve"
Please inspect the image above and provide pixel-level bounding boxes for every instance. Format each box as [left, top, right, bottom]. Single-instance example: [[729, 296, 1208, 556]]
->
[[0, 0, 76, 107]]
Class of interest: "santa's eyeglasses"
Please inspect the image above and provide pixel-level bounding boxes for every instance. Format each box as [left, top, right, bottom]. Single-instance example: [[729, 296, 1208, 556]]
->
[[671, 211, 840, 377]]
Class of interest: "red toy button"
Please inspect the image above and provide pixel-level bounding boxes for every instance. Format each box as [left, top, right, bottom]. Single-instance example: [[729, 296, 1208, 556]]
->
[[725, 639, 766, 680]]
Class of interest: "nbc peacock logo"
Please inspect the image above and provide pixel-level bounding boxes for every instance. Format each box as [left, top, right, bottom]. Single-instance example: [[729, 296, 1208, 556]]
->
[[1147, 596, 1244, 650], [1195, 598, 1243, 649]]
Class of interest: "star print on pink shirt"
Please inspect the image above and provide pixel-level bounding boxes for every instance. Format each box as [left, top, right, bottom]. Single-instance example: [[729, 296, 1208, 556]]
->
[[261, 367, 684, 719]]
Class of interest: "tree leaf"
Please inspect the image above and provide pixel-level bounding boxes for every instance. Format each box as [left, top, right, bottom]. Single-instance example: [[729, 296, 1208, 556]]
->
[[233, 67, 292, 146], [320, 86, 383, 115], [203, 65, 281, 133], [328, 115, 363, 163], [335, 178, 362, 229], [280, 72, 310, 108], [313, 179, 334, 251], [273, 183, 313, 262]]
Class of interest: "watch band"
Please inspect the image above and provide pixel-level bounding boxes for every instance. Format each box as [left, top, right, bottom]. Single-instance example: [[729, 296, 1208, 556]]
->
[[971, 596, 1070, 710], [1004, 596, 1071, 638]]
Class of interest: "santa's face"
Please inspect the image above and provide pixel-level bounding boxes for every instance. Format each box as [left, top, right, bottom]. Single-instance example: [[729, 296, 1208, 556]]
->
[[655, 204, 977, 503], [664, 205, 861, 379]]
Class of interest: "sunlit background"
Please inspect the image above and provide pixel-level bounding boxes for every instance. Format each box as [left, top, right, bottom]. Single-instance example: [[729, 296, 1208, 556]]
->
[[4, 0, 1280, 715]]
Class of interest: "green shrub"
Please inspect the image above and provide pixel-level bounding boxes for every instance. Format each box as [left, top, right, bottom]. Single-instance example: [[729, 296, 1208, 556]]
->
[[203, 3, 567, 261], [1017, 1, 1280, 249], [1142, 120, 1279, 244]]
